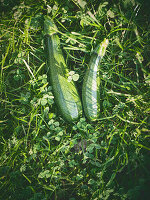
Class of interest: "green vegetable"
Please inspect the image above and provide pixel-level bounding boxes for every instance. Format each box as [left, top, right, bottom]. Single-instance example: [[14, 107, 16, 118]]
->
[[82, 38, 109, 121], [44, 16, 82, 122]]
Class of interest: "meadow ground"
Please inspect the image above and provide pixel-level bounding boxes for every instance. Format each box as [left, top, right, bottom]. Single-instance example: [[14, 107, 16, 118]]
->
[[0, 0, 150, 199]]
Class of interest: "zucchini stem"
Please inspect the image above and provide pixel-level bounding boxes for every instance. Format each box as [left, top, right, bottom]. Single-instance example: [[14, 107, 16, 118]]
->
[[94, 38, 109, 58]]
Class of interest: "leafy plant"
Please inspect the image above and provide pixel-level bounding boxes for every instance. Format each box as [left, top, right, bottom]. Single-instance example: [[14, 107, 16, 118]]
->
[[0, 0, 150, 200]]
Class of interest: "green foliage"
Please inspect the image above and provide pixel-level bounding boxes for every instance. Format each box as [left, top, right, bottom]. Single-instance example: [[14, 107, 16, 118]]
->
[[67, 71, 79, 82], [0, 0, 150, 200]]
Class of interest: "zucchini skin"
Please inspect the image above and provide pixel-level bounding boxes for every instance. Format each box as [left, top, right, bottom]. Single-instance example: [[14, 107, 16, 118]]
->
[[82, 39, 109, 121], [82, 54, 101, 121], [44, 16, 82, 122]]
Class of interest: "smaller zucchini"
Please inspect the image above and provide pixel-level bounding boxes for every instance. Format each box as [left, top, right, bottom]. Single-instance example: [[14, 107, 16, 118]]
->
[[82, 38, 109, 121]]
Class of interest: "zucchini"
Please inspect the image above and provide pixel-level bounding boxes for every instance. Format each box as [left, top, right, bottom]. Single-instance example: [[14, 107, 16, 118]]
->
[[44, 16, 82, 122], [82, 38, 109, 121]]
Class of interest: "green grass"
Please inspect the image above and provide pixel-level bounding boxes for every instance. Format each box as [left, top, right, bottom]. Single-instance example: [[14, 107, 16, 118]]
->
[[0, 0, 150, 199]]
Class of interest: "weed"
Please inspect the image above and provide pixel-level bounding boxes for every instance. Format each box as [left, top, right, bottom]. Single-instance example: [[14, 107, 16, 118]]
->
[[0, 0, 150, 200]]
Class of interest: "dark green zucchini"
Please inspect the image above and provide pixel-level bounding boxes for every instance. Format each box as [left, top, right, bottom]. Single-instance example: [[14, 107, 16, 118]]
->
[[82, 38, 109, 121], [44, 16, 82, 122]]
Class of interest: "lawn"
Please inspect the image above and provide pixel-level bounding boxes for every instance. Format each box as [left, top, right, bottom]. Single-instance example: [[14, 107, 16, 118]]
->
[[0, 0, 150, 199]]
